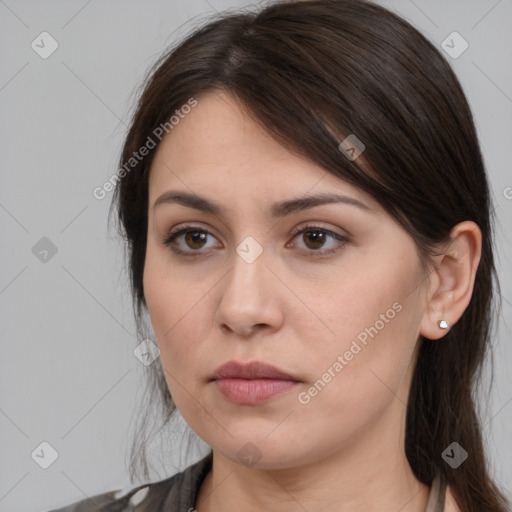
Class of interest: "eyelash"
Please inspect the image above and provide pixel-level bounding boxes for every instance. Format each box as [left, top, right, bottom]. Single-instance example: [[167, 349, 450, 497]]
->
[[161, 223, 349, 258]]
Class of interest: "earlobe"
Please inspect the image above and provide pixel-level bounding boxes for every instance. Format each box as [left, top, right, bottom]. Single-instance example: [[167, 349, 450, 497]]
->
[[420, 221, 482, 341]]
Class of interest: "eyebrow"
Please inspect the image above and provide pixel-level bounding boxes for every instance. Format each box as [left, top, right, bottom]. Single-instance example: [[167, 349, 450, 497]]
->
[[153, 190, 372, 218]]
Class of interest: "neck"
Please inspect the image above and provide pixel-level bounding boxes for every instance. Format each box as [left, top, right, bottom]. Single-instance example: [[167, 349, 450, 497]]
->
[[195, 420, 430, 512]]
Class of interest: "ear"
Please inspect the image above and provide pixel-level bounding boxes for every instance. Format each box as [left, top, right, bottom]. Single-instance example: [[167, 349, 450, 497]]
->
[[420, 221, 482, 340]]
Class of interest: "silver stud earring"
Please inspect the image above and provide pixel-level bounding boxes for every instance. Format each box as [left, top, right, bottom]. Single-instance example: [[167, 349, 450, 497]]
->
[[438, 319, 450, 330]]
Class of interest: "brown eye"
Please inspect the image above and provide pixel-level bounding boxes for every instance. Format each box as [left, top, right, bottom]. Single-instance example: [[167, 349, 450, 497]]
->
[[289, 225, 349, 257], [302, 230, 327, 250], [183, 230, 208, 250], [162, 224, 348, 258], [162, 226, 219, 255]]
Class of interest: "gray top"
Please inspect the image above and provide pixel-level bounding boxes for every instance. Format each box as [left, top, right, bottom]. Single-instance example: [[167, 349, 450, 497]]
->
[[47, 452, 446, 512]]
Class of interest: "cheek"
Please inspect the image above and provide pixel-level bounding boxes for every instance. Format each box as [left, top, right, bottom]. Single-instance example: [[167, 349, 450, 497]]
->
[[143, 268, 204, 417], [143, 246, 212, 382], [298, 255, 423, 403]]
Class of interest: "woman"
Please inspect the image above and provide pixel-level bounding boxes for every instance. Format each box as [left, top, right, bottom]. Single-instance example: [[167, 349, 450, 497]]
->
[[49, 0, 510, 510]]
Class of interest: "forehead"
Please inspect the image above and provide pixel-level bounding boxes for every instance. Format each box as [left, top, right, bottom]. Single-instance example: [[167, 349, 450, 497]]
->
[[148, 91, 377, 213], [150, 91, 310, 180]]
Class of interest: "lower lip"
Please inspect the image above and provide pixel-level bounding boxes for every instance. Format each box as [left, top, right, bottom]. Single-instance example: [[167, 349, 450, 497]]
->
[[213, 378, 299, 405]]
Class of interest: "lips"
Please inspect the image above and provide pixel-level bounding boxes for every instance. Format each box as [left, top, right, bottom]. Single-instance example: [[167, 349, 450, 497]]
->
[[210, 360, 300, 382], [210, 360, 301, 405]]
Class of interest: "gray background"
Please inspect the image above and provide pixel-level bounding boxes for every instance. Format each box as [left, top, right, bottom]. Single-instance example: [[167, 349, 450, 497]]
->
[[1, 0, 511, 510]]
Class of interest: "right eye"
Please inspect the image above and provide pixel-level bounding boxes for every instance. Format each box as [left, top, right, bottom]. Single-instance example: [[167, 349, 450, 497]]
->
[[161, 225, 221, 256]]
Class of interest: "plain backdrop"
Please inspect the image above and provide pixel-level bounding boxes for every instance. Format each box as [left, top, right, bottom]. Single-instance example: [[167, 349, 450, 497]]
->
[[1, 0, 511, 510]]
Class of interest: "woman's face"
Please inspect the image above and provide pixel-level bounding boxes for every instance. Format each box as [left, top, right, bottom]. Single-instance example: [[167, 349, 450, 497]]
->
[[144, 91, 430, 469]]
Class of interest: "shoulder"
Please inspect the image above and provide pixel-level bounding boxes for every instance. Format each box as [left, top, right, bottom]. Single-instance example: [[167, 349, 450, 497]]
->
[[45, 452, 213, 512], [45, 482, 167, 512]]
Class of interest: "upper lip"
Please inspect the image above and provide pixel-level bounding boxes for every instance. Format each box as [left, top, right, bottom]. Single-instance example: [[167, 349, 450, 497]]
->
[[211, 360, 300, 381]]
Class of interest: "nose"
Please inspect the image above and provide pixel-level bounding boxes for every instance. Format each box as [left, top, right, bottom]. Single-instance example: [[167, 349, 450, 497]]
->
[[214, 247, 284, 338]]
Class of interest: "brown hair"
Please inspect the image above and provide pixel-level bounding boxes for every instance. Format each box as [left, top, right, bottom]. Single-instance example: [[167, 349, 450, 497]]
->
[[110, 1, 510, 510]]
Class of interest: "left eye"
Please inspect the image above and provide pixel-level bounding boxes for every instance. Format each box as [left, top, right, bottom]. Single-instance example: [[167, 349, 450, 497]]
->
[[162, 224, 348, 257], [289, 225, 348, 255]]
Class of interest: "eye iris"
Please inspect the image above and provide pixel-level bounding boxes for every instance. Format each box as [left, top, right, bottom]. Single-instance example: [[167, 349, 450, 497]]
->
[[304, 230, 325, 250], [185, 231, 207, 249]]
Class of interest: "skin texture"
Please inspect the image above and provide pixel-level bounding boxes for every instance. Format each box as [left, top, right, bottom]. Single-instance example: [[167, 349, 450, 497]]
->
[[143, 91, 479, 511]]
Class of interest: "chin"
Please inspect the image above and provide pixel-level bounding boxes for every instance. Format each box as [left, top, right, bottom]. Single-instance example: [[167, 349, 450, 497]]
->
[[207, 435, 316, 470]]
